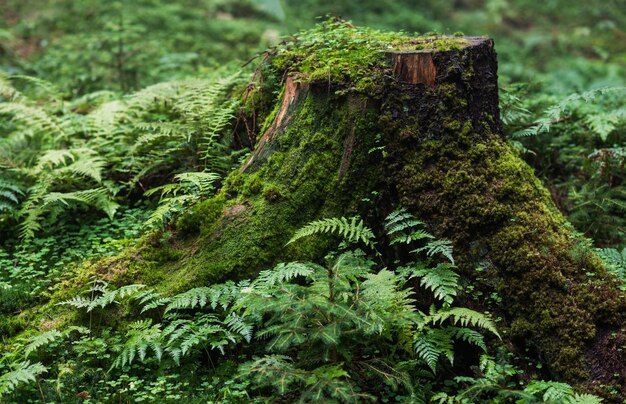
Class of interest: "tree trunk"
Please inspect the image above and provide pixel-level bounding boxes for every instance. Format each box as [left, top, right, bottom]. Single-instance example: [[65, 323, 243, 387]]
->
[[166, 36, 626, 398]]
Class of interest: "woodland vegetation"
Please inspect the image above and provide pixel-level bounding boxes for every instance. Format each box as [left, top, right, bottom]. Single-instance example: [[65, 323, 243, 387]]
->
[[0, 1, 625, 403]]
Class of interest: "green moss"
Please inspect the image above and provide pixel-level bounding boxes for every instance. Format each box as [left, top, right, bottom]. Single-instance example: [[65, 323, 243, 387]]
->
[[176, 193, 226, 236], [262, 182, 285, 202], [270, 19, 475, 93], [388, 86, 626, 382], [5, 23, 621, 395], [82, 89, 381, 295]]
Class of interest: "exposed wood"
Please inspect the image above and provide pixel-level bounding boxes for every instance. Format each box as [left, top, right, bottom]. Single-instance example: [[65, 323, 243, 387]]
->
[[242, 76, 308, 172], [389, 52, 437, 86]]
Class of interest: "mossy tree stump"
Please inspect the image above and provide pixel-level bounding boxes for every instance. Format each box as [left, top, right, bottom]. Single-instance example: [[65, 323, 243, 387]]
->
[[147, 29, 626, 398]]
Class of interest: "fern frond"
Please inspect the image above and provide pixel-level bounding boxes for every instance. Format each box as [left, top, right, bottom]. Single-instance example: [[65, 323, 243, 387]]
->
[[413, 239, 455, 264], [287, 216, 375, 248], [596, 247, 626, 276], [0, 102, 65, 142], [112, 319, 163, 369], [41, 188, 119, 219], [384, 208, 434, 245], [9, 75, 63, 103], [428, 307, 500, 338], [24, 330, 63, 358], [133, 289, 172, 313], [165, 281, 240, 312], [61, 149, 106, 183], [0, 179, 24, 213], [225, 313, 254, 343], [449, 327, 487, 351], [413, 328, 454, 372], [56, 296, 93, 309], [414, 263, 459, 305], [143, 194, 194, 229], [0, 361, 47, 396], [256, 262, 316, 285], [566, 393, 603, 404], [34, 149, 75, 170], [88, 284, 145, 311], [524, 380, 574, 403]]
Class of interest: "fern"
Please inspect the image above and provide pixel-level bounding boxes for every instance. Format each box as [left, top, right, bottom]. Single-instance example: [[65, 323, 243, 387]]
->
[[58, 280, 145, 312], [511, 86, 626, 141], [450, 327, 487, 351], [87, 284, 146, 311], [427, 306, 500, 337], [596, 247, 626, 282], [413, 239, 455, 264], [385, 207, 433, 245], [566, 394, 603, 404], [162, 314, 237, 359], [413, 301, 501, 374], [165, 281, 241, 312], [143, 171, 219, 229], [0, 179, 24, 215], [287, 216, 376, 248], [385, 208, 454, 263], [0, 102, 65, 142], [17, 147, 118, 239], [413, 263, 459, 305], [112, 319, 163, 368], [255, 262, 316, 285], [524, 380, 575, 403], [41, 188, 119, 218], [224, 313, 254, 343], [0, 362, 47, 396], [133, 289, 173, 313], [23, 330, 63, 358], [414, 328, 455, 372]]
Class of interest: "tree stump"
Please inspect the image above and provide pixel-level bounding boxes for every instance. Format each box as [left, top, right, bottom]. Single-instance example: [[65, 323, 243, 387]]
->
[[156, 33, 626, 398]]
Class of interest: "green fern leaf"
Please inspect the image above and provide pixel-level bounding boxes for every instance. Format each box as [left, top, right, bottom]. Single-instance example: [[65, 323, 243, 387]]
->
[[287, 216, 375, 248]]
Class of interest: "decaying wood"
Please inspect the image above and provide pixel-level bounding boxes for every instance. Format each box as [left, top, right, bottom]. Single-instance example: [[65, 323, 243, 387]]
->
[[389, 52, 437, 86], [242, 76, 307, 172]]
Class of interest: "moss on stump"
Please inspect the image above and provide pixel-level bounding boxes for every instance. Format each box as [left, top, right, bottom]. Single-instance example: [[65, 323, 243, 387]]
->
[[14, 21, 626, 399]]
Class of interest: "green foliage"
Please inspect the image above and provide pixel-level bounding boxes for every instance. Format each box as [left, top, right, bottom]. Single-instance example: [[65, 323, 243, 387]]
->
[[58, 280, 146, 312], [503, 85, 626, 245], [0, 207, 144, 320], [385, 208, 454, 264], [23, 330, 63, 358], [597, 247, 626, 287], [385, 207, 433, 245], [0, 179, 24, 215], [434, 353, 602, 403], [0, 214, 501, 401], [411, 263, 459, 305], [0, 361, 47, 396], [0, 0, 625, 401], [509, 87, 626, 141], [0, 71, 241, 242], [270, 19, 470, 92], [0, 0, 279, 93], [287, 216, 376, 248], [143, 171, 220, 229], [164, 281, 242, 312]]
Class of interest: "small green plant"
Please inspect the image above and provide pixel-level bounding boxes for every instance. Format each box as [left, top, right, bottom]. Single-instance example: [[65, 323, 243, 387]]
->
[[7, 211, 500, 402], [433, 354, 602, 403]]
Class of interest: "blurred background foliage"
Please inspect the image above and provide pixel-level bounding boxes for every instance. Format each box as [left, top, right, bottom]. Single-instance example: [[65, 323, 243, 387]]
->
[[0, 0, 623, 247], [0, 1, 624, 401], [1, 0, 624, 94]]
